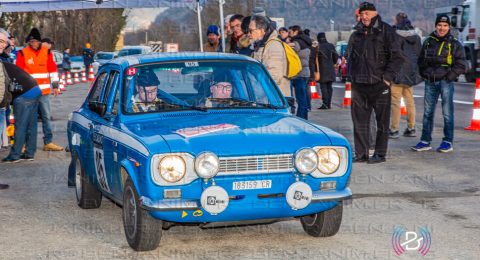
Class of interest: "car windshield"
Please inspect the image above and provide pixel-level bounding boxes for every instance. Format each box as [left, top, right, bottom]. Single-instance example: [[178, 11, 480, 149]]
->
[[118, 49, 142, 57], [70, 56, 83, 62], [95, 53, 114, 59], [123, 60, 286, 114]]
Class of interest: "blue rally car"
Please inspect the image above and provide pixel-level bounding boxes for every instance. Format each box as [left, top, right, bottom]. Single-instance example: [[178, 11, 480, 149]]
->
[[67, 52, 352, 251]]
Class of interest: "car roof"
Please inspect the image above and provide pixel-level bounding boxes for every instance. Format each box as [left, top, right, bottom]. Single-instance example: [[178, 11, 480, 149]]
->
[[120, 46, 150, 50], [106, 52, 259, 68]]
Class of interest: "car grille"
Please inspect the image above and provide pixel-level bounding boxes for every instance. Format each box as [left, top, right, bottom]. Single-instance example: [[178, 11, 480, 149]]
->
[[218, 154, 294, 175]]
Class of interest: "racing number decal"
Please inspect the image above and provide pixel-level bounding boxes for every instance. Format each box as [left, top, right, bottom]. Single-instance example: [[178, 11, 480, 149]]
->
[[94, 146, 111, 193], [92, 130, 111, 193]]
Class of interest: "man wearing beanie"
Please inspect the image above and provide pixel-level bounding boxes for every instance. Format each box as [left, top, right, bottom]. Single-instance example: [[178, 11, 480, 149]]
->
[[347, 2, 404, 164], [412, 15, 466, 153], [203, 25, 221, 52], [16, 28, 63, 152]]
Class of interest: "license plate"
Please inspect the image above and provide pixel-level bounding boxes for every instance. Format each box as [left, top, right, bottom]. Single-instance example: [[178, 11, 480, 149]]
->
[[232, 180, 272, 190]]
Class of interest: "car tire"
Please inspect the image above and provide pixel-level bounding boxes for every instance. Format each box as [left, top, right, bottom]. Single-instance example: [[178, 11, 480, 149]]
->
[[300, 202, 343, 237], [122, 179, 162, 251], [75, 156, 102, 209]]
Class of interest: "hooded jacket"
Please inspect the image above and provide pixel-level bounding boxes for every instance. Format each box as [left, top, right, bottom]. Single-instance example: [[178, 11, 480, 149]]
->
[[291, 33, 312, 78], [394, 27, 423, 86], [418, 31, 466, 82], [347, 15, 405, 86], [312, 37, 339, 83]]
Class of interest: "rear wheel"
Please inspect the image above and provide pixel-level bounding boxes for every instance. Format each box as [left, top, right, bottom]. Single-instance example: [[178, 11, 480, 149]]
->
[[75, 157, 102, 209], [300, 202, 343, 237], [122, 179, 162, 251]]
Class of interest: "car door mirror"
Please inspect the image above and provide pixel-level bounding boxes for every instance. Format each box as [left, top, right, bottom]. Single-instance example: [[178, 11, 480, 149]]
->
[[88, 101, 107, 117]]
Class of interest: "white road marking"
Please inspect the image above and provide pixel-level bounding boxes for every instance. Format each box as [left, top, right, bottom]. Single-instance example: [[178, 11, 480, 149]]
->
[[332, 85, 473, 105]]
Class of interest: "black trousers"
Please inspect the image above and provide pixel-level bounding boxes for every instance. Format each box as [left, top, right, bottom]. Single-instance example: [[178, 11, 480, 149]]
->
[[320, 82, 333, 107], [351, 82, 391, 158]]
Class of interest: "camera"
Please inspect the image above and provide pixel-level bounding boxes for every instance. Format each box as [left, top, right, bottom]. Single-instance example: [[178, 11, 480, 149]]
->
[[8, 79, 23, 93]]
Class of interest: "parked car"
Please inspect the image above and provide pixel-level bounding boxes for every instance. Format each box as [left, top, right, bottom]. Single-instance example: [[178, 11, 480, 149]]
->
[[69, 56, 85, 73], [94, 51, 117, 66], [117, 45, 152, 57], [67, 52, 353, 251]]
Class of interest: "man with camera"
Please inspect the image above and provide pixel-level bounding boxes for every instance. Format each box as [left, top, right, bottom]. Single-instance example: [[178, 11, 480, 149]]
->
[[0, 28, 42, 164]]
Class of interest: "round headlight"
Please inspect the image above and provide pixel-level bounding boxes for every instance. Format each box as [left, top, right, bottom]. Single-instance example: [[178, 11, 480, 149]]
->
[[316, 148, 340, 175], [295, 148, 318, 174], [158, 155, 186, 183], [195, 152, 219, 179]]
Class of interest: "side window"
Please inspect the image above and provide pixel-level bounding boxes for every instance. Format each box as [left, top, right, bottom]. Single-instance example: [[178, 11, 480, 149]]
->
[[111, 86, 120, 116], [88, 72, 108, 102], [103, 71, 119, 103]]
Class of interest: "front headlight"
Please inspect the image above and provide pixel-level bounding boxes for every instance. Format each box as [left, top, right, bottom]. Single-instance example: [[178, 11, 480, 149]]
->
[[295, 148, 318, 174], [194, 152, 219, 178], [316, 148, 340, 175], [158, 155, 186, 183]]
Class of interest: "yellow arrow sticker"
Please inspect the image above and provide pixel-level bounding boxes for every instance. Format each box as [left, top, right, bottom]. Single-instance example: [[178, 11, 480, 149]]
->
[[181, 211, 188, 218]]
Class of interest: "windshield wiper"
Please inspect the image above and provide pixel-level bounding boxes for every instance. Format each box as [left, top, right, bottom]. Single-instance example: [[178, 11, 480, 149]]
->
[[206, 98, 278, 110], [153, 100, 207, 112]]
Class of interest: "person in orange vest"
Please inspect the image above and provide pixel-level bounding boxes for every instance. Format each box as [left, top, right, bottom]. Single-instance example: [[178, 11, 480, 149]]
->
[[15, 28, 63, 151]]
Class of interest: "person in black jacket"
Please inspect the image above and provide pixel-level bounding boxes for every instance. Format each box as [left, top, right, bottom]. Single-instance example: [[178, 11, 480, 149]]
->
[[412, 15, 466, 153], [389, 12, 423, 139], [347, 2, 404, 164], [314, 32, 339, 109]]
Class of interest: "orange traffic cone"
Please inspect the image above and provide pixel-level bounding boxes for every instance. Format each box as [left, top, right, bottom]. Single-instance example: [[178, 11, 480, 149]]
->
[[343, 81, 352, 107], [400, 97, 407, 116], [73, 72, 80, 84], [66, 72, 73, 85], [309, 81, 320, 99], [59, 80, 65, 93], [465, 78, 480, 131], [81, 71, 87, 83], [88, 65, 95, 82]]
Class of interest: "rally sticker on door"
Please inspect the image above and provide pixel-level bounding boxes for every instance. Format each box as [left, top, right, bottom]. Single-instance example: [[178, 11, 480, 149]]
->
[[94, 147, 111, 193]]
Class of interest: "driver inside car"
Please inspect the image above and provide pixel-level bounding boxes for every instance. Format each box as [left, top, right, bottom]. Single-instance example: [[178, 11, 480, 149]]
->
[[131, 70, 161, 113], [204, 81, 233, 107]]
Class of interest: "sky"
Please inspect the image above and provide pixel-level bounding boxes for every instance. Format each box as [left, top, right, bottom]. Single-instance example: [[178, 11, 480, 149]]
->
[[125, 8, 166, 31]]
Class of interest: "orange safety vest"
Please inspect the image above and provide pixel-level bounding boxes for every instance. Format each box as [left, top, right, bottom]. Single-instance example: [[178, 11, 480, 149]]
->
[[21, 46, 53, 95]]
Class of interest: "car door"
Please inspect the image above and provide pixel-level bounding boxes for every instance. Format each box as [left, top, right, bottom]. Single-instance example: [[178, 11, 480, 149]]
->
[[85, 71, 112, 195], [96, 69, 122, 199]]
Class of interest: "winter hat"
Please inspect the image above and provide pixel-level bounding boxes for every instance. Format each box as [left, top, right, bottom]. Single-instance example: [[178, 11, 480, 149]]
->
[[358, 2, 376, 12], [435, 15, 450, 26], [25, 28, 41, 43], [252, 7, 266, 17], [207, 25, 220, 36], [317, 32, 326, 41], [41, 38, 54, 44]]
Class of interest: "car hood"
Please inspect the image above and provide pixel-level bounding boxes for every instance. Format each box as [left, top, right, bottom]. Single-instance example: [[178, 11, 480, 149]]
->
[[123, 112, 331, 156]]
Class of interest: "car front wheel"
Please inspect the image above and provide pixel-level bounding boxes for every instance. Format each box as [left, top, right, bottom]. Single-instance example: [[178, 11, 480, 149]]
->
[[75, 156, 102, 209], [122, 179, 162, 251], [300, 202, 343, 237]]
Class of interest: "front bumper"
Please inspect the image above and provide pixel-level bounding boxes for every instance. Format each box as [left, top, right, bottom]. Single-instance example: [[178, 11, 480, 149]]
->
[[140, 188, 352, 222]]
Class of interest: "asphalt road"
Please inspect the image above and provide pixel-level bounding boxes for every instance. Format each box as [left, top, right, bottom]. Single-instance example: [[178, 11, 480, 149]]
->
[[0, 82, 479, 259]]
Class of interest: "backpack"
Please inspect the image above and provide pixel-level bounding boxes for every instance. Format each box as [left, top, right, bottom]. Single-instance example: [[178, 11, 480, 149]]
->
[[264, 38, 302, 79]]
